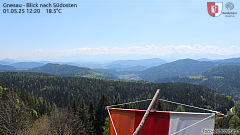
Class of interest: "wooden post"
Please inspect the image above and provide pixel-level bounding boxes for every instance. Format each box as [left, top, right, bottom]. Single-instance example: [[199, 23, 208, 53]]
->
[[133, 89, 160, 135]]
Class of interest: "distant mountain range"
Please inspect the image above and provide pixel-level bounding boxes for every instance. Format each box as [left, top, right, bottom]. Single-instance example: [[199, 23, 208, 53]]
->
[[29, 63, 118, 79], [93, 59, 165, 80], [108, 58, 167, 68], [0, 58, 17, 65], [10, 62, 45, 69], [3, 57, 240, 100], [214, 57, 240, 63], [96, 59, 216, 80], [196, 58, 213, 61], [94, 57, 240, 81], [0, 62, 117, 80], [3, 57, 240, 81], [139, 58, 240, 82], [139, 59, 218, 82], [156, 65, 240, 100], [0, 64, 16, 71], [0, 58, 167, 69]]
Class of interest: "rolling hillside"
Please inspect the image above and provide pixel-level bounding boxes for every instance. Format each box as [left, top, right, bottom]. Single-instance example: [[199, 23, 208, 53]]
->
[[214, 57, 240, 63], [0, 64, 16, 71], [156, 65, 240, 99], [109, 58, 167, 68], [29, 63, 118, 80], [0, 72, 234, 114], [10, 62, 44, 69], [140, 59, 217, 82]]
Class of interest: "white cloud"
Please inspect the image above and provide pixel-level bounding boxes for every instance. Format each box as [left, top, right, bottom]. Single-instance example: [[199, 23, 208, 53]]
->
[[231, 46, 240, 52], [33, 44, 240, 57]]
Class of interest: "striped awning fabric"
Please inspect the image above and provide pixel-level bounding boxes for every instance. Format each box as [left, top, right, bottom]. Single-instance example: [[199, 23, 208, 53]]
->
[[109, 108, 215, 135]]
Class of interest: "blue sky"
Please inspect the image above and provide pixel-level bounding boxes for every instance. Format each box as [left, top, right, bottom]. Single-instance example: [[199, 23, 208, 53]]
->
[[0, 0, 239, 62]]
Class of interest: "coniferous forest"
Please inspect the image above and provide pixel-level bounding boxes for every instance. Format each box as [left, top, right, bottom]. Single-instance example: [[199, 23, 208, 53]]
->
[[0, 72, 236, 134], [156, 65, 240, 100]]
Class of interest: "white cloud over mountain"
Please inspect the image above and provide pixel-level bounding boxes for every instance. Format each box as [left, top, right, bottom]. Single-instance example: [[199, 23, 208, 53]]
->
[[34, 44, 240, 56]]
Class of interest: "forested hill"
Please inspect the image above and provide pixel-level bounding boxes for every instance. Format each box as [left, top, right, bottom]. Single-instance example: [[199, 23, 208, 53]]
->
[[10, 62, 44, 69], [214, 57, 240, 63], [0, 72, 234, 114], [28, 63, 118, 80], [109, 58, 167, 68], [140, 59, 217, 82], [0, 64, 16, 71], [202, 65, 240, 77], [156, 65, 240, 100]]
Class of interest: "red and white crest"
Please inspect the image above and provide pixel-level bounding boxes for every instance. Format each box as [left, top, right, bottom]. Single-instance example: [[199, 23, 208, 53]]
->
[[207, 2, 223, 17]]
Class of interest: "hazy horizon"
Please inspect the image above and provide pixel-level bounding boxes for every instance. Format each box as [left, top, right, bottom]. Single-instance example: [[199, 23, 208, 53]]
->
[[1, 53, 240, 64]]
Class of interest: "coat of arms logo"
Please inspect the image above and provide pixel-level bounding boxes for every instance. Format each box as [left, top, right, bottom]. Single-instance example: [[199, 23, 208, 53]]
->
[[207, 2, 223, 17]]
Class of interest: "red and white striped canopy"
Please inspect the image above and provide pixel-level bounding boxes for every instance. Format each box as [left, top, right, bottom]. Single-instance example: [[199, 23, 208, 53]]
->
[[109, 108, 215, 135]]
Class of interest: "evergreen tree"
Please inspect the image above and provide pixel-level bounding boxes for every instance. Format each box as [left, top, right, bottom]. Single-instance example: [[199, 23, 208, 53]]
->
[[94, 95, 109, 135], [156, 100, 166, 111], [88, 100, 96, 134], [175, 105, 185, 112], [102, 117, 109, 135], [79, 97, 94, 134], [114, 100, 118, 108], [67, 104, 72, 112], [229, 115, 240, 129], [215, 117, 229, 129], [79, 97, 87, 124], [89, 100, 95, 123], [71, 98, 78, 115], [51, 102, 57, 112]]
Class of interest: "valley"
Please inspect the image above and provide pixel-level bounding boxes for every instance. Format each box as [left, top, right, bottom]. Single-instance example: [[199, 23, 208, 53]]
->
[[1, 57, 240, 134]]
